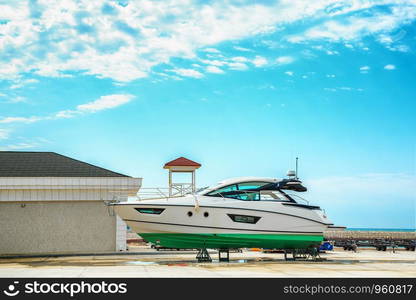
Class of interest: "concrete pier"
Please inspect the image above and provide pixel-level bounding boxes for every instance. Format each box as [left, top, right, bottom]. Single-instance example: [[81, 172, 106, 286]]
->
[[324, 230, 416, 240], [0, 246, 415, 278]]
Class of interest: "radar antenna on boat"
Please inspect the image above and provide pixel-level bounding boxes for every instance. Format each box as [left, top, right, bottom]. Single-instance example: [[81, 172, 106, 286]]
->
[[287, 157, 299, 179]]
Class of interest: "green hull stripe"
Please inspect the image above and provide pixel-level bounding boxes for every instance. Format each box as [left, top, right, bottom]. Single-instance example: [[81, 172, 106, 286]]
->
[[139, 233, 323, 249]]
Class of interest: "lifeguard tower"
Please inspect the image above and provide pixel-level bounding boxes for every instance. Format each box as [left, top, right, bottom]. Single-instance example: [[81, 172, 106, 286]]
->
[[163, 157, 201, 196]]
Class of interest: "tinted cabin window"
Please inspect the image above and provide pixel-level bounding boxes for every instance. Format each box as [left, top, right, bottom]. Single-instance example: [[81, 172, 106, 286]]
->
[[206, 184, 237, 196], [225, 192, 260, 201], [237, 182, 269, 190], [206, 182, 269, 200], [228, 214, 261, 224], [259, 190, 290, 201], [135, 208, 165, 215]]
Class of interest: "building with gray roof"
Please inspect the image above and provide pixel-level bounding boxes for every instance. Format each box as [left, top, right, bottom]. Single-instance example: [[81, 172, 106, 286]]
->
[[0, 151, 141, 256]]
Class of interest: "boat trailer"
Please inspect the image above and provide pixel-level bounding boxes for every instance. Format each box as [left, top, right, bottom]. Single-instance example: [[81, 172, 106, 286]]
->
[[332, 239, 416, 252]]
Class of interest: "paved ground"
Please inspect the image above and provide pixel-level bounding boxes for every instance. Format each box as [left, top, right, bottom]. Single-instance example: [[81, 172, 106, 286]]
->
[[0, 247, 415, 277]]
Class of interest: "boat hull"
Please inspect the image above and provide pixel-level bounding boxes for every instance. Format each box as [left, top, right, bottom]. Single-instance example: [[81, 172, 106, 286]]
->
[[139, 233, 323, 249], [114, 197, 330, 249]]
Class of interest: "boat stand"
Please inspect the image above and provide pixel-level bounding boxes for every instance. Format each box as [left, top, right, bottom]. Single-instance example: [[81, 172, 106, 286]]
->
[[196, 248, 212, 262], [284, 248, 321, 261], [218, 249, 230, 262]]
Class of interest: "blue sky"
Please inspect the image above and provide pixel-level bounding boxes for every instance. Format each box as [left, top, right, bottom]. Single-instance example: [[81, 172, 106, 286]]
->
[[0, 0, 415, 229]]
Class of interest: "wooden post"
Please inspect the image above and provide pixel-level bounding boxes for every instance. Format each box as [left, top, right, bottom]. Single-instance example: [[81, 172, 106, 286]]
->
[[168, 170, 172, 196], [192, 170, 196, 193]]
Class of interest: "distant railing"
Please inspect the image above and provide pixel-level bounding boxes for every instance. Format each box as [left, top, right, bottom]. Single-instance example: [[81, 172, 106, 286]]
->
[[105, 183, 196, 203], [136, 187, 170, 200], [170, 183, 193, 197]]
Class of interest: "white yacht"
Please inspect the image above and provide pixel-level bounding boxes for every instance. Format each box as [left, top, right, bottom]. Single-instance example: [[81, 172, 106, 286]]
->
[[112, 175, 333, 250]]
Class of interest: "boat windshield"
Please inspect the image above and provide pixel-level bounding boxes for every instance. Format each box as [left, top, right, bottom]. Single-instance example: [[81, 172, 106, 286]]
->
[[204, 181, 294, 202], [205, 181, 269, 195]]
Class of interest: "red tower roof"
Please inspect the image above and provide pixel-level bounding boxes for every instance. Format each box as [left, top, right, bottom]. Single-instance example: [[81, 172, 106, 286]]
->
[[163, 157, 201, 168]]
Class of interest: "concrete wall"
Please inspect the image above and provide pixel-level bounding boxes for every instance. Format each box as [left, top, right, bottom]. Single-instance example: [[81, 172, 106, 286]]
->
[[0, 201, 116, 255], [0, 176, 141, 255], [115, 216, 127, 251], [0, 189, 115, 201]]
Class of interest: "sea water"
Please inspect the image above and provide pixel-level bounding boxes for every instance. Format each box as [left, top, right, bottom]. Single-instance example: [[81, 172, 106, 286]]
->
[[347, 228, 416, 232]]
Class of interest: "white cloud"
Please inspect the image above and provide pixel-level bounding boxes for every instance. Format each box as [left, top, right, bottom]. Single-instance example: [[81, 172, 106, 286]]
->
[[285, 71, 294, 76], [4, 96, 27, 103], [0, 129, 10, 140], [324, 87, 337, 92], [384, 64, 396, 70], [0, 94, 134, 124], [324, 86, 363, 92], [201, 55, 268, 71], [388, 44, 409, 52], [170, 68, 204, 78], [54, 110, 80, 119], [202, 48, 221, 53], [233, 46, 253, 52], [200, 59, 226, 67], [258, 84, 276, 90], [252, 56, 268, 67], [0, 142, 38, 150], [0, 1, 414, 83], [231, 56, 249, 63], [288, 3, 416, 46], [326, 50, 339, 55], [360, 65, 370, 73], [0, 116, 42, 124], [227, 62, 248, 71], [0, 0, 297, 82], [77, 94, 134, 112], [378, 31, 410, 52], [10, 78, 39, 90], [378, 34, 394, 44], [276, 56, 294, 65], [206, 65, 224, 74]]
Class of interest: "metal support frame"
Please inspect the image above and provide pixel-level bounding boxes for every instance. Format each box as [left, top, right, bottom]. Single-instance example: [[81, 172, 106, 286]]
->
[[283, 248, 321, 261], [196, 248, 212, 262], [218, 249, 230, 262]]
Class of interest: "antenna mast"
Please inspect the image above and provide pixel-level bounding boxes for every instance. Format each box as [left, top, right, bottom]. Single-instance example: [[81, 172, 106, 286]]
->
[[295, 157, 299, 179]]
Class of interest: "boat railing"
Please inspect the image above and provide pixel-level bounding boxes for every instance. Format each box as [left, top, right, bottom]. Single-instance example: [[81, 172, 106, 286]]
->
[[108, 183, 204, 203], [111, 186, 194, 202], [136, 187, 171, 200]]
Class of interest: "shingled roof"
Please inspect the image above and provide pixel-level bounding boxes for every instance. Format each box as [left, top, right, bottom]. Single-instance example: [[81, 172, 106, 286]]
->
[[0, 151, 129, 177], [163, 157, 201, 168]]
